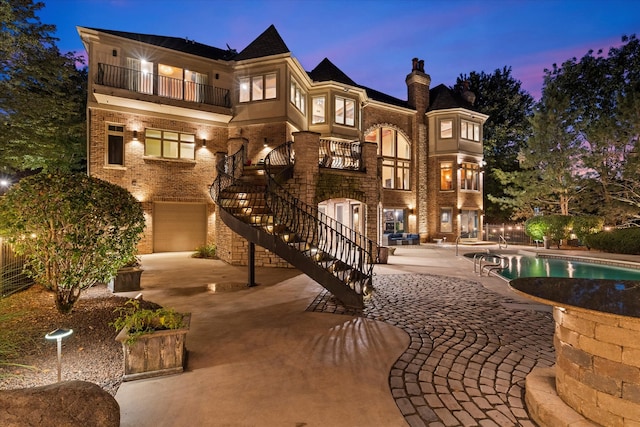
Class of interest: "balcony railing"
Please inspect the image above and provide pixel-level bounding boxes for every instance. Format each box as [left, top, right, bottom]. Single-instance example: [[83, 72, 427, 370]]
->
[[319, 139, 363, 171], [96, 63, 231, 108]]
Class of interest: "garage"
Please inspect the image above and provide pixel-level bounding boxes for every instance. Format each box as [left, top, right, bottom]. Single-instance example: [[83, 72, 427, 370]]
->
[[153, 202, 207, 252]]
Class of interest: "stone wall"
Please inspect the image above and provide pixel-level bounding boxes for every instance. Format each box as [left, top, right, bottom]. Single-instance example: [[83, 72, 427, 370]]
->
[[553, 306, 640, 426]]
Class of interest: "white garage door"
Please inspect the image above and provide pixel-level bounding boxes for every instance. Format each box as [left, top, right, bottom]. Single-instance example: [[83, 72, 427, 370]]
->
[[153, 202, 206, 252]]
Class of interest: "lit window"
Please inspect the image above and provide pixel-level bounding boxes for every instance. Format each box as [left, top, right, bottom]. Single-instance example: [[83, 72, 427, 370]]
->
[[384, 208, 405, 233], [367, 127, 411, 190], [461, 162, 479, 191], [239, 73, 277, 102], [461, 119, 480, 141], [335, 96, 355, 126], [127, 58, 153, 94], [184, 70, 208, 102], [440, 119, 453, 138], [461, 210, 479, 238], [144, 129, 196, 160], [312, 96, 325, 124], [106, 124, 124, 166], [290, 79, 306, 113], [158, 63, 183, 99], [440, 208, 453, 232], [440, 162, 453, 190]]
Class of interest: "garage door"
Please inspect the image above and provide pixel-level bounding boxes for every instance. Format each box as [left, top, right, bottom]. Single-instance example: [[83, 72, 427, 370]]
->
[[153, 202, 206, 252]]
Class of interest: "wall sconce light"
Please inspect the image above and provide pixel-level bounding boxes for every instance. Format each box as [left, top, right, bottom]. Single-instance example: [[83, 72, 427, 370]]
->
[[202, 138, 207, 147], [458, 208, 463, 214], [263, 138, 268, 147], [133, 130, 138, 141]]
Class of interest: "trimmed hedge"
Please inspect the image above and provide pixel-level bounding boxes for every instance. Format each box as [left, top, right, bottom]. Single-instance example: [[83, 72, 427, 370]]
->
[[585, 228, 640, 255]]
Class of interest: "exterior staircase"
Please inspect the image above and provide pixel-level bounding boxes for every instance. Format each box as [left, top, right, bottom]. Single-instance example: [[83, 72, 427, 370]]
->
[[210, 142, 376, 308]]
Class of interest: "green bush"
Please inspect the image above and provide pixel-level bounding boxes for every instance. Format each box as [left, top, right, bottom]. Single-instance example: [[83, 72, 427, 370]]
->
[[572, 215, 604, 246], [585, 228, 640, 254], [546, 215, 572, 248], [111, 299, 186, 344], [192, 244, 217, 259], [0, 172, 145, 314], [524, 216, 549, 241]]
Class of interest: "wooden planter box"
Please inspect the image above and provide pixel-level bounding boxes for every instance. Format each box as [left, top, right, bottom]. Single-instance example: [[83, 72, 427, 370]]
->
[[108, 267, 143, 293], [115, 314, 190, 381]]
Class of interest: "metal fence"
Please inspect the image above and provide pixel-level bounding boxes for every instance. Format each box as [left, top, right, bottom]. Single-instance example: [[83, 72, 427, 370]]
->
[[483, 223, 534, 246], [0, 237, 33, 297]]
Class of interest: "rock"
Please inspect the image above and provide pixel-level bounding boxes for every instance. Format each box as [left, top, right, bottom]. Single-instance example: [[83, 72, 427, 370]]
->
[[0, 380, 119, 427]]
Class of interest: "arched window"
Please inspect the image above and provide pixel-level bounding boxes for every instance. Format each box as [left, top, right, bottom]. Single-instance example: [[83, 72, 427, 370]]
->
[[365, 127, 411, 190]]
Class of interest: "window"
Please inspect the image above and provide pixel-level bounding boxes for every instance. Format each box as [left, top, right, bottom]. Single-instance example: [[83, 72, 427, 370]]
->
[[158, 64, 183, 99], [335, 96, 355, 126], [440, 208, 453, 233], [290, 79, 305, 113], [384, 208, 405, 233], [461, 119, 480, 141], [239, 73, 277, 102], [127, 58, 153, 94], [312, 96, 325, 124], [185, 70, 208, 102], [440, 119, 453, 138], [461, 210, 479, 238], [144, 129, 196, 160], [367, 127, 411, 190], [440, 162, 453, 190], [461, 162, 479, 191], [106, 124, 124, 166]]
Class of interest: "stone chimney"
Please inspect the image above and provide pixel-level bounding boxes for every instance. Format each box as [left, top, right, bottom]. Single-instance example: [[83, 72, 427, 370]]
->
[[406, 58, 431, 114]]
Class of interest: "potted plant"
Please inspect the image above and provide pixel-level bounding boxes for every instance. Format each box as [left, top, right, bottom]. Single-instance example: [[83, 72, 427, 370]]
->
[[112, 299, 190, 381], [109, 255, 143, 293]]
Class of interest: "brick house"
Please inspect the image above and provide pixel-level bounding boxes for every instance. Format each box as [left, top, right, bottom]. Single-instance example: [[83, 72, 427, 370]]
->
[[77, 24, 487, 267]]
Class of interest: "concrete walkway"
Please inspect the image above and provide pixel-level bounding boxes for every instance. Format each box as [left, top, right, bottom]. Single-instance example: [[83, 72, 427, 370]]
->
[[114, 244, 608, 426]]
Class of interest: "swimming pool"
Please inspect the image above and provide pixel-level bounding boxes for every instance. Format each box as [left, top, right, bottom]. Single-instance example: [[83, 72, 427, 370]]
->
[[466, 252, 640, 281]]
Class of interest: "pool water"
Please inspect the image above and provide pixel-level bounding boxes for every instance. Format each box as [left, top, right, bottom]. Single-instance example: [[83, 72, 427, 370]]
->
[[498, 254, 640, 281]]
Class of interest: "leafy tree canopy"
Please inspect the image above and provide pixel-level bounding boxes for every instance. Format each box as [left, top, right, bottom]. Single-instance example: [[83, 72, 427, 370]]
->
[[0, 0, 87, 175], [0, 173, 145, 314]]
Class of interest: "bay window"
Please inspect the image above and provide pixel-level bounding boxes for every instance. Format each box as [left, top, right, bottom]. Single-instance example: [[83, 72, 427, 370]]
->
[[461, 119, 480, 141], [461, 162, 479, 191], [440, 162, 453, 190], [335, 96, 355, 126]]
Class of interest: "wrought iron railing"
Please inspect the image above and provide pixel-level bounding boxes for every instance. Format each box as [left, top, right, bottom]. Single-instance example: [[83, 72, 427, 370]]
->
[[319, 139, 363, 171], [265, 142, 376, 296], [96, 63, 231, 108]]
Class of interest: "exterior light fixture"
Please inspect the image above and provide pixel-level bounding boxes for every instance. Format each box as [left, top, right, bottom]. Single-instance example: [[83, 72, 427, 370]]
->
[[133, 130, 138, 141], [202, 138, 206, 147], [0, 179, 9, 187], [263, 138, 268, 147], [45, 328, 74, 382]]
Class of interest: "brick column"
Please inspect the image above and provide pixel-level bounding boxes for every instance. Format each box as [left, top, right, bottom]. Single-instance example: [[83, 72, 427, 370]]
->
[[361, 141, 381, 246], [291, 131, 320, 207]]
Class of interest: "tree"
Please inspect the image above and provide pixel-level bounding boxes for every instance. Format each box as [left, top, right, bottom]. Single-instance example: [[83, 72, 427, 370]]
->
[[0, 0, 87, 174], [0, 172, 145, 314], [456, 67, 534, 222]]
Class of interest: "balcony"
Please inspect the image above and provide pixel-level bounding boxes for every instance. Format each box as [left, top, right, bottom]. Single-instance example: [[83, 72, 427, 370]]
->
[[96, 63, 231, 108], [319, 139, 363, 171]]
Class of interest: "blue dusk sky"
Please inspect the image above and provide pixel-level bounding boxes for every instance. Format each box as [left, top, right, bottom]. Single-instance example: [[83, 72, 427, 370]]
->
[[39, 0, 640, 100]]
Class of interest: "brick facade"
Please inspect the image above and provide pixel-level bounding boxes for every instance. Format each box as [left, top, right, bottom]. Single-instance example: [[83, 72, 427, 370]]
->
[[79, 25, 487, 265]]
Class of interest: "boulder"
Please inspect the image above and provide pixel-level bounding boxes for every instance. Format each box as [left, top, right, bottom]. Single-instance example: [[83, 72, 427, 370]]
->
[[0, 380, 119, 427]]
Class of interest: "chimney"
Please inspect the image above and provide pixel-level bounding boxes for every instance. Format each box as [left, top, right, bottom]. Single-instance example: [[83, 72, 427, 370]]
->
[[406, 58, 431, 113]]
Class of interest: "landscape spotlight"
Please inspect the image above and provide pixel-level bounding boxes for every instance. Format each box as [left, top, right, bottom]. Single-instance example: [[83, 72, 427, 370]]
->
[[45, 328, 73, 382]]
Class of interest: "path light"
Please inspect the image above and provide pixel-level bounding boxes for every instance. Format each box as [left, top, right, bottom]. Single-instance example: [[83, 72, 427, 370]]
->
[[45, 328, 73, 382]]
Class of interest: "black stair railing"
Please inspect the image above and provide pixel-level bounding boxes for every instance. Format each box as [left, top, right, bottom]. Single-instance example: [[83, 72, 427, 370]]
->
[[264, 142, 376, 297]]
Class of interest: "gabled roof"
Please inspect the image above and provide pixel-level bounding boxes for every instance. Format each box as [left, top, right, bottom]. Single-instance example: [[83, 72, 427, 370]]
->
[[309, 58, 409, 109], [86, 28, 235, 61], [234, 25, 290, 61], [428, 84, 476, 111]]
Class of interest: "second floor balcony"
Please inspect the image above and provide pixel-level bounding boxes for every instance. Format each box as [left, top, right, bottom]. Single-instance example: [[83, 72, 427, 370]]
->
[[96, 63, 232, 108]]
